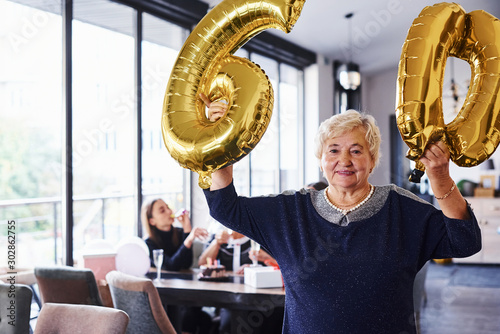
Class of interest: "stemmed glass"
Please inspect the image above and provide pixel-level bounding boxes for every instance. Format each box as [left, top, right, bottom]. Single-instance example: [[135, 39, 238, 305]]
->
[[153, 249, 164, 281], [250, 239, 261, 267]]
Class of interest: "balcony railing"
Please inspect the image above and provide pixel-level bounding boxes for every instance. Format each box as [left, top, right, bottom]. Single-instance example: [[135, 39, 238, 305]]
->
[[0, 192, 170, 267]]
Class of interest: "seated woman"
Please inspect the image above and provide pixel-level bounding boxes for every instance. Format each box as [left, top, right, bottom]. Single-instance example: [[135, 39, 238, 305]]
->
[[198, 229, 275, 273], [199, 229, 284, 334], [141, 198, 211, 334]]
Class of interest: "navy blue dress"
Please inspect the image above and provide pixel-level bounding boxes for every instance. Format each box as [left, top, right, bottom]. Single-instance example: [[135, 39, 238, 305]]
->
[[204, 182, 481, 334]]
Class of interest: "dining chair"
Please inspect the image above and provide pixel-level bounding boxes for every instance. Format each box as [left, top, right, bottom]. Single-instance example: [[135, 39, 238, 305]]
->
[[34, 266, 103, 306], [0, 283, 33, 334], [0, 268, 41, 307], [106, 270, 176, 334], [33, 302, 129, 334]]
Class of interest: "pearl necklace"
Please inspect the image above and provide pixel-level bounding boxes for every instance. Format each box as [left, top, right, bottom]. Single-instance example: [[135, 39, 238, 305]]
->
[[324, 185, 374, 215]]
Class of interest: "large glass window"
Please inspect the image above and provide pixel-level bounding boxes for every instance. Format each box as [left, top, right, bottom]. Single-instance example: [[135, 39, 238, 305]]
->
[[72, 0, 135, 259], [141, 13, 190, 217], [249, 54, 280, 196], [231, 49, 251, 196], [244, 54, 305, 196], [0, 1, 63, 267], [279, 63, 303, 191], [0, 0, 308, 268]]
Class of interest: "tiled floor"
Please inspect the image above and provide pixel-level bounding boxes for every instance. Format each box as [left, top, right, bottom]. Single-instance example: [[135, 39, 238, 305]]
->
[[420, 262, 500, 334]]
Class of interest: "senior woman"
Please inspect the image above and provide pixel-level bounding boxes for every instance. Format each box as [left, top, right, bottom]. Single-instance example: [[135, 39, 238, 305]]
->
[[201, 96, 481, 334]]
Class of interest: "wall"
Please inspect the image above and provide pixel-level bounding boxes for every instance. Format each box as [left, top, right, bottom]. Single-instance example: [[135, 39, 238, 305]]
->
[[362, 67, 399, 185], [304, 54, 334, 186]]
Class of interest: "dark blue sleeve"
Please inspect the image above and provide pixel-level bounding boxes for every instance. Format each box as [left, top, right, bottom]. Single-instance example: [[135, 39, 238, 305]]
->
[[203, 181, 281, 256], [145, 236, 193, 271], [162, 244, 193, 271], [427, 204, 482, 260]]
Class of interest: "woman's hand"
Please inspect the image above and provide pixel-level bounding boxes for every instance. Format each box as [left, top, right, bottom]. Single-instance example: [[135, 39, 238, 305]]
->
[[419, 141, 451, 182], [235, 264, 250, 275], [184, 227, 209, 249], [199, 93, 234, 190], [200, 93, 228, 122], [215, 230, 231, 245], [419, 140, 470, 220], [176, 210, 192, 233], [249, 249, 274, 263]]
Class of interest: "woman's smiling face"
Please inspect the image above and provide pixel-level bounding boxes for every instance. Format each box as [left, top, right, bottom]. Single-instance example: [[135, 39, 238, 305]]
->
[[320, 127, 375, 192]]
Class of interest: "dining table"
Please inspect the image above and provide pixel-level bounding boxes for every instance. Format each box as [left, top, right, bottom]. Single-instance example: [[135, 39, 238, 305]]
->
[[149, 269, 285, 334]]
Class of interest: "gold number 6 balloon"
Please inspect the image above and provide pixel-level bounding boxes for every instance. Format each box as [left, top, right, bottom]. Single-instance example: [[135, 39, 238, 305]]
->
[[162, 0, 305, 188], [396, 2, 500, 182]]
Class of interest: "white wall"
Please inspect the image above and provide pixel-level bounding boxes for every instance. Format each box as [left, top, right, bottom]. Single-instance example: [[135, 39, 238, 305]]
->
[[304, 54, 334, 185], [362, 67, 399, 185]]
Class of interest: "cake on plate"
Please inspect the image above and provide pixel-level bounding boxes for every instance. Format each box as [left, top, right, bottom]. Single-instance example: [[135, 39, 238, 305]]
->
[[198, 264, 227, 280]]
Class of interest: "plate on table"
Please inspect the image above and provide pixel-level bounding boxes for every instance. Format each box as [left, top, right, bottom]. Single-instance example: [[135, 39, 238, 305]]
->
[[197, 274, 230, 282]]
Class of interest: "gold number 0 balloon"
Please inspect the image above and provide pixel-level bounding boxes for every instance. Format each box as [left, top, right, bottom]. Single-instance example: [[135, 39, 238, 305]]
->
[[396, 2, 500, 182], [162, 0, 305, 188]]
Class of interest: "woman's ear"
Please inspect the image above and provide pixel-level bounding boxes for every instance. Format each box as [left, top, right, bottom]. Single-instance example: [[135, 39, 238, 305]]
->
[[149, 217, 156, 227], [370, 157, 376, 173]]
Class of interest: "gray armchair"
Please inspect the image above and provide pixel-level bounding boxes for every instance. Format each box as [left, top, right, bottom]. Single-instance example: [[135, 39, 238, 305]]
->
[[0, 283, 33, 334], [34, 266, 103, 306], [106, 270, 176, 334]]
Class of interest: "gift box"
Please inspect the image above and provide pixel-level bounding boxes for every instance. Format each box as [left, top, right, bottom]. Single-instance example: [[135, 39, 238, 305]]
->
[[244, 266, 283, 288], [83, 252, 116, 281]]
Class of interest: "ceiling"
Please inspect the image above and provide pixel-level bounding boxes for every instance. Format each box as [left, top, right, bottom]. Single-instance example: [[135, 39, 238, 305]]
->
[[200, 0, 500, 75]]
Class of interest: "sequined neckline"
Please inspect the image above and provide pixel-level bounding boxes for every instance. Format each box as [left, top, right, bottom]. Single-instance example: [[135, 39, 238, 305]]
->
[[324, 185, 374, 215]]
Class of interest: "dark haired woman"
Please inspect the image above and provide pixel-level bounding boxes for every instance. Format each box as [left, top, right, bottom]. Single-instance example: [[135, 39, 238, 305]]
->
[[141, 198, 211, 334]]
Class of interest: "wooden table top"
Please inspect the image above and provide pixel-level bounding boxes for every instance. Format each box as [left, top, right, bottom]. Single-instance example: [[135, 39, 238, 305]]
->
[[150, 269, 285, 310]]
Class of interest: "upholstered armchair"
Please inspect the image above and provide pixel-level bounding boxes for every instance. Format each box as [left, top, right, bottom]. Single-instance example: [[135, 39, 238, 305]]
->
[[106, 270, 176, 334], [34, 266, 103, 306], [0, 283, 33, 334], [34, 303, 129, 334]]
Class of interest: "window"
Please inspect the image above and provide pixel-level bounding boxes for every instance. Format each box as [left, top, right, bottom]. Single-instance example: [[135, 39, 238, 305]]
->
[[141, 13, 190, 216], [70, 0, 136, 259], [0, 0, 310, 267], [245, 54, 305, 196], [279, 63, 304, 191], [222, 50, 305, 197], [0, 1, 63, 267], [249, 54, 280, 196]]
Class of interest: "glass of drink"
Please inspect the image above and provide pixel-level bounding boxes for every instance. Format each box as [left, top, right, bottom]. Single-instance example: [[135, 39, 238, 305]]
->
[[153, 249, 164, 281], [250, 239, 261, 267]]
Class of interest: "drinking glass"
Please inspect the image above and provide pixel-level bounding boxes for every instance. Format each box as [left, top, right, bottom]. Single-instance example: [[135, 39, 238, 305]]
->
[[250, 239, 261, 267], [153, 249, 164, 281]]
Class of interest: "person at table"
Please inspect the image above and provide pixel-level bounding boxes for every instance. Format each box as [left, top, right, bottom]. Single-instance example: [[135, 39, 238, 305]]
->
[[201, 95, 481, 334], [198, 229, 275, 274], [198, 229, 283, 334], [141, 198, 211, 334], [141, 198, 208, 271]]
